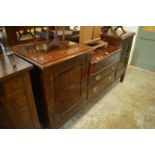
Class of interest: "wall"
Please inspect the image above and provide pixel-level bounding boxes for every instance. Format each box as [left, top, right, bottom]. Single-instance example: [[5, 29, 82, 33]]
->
[[131, 26, 155, 72]]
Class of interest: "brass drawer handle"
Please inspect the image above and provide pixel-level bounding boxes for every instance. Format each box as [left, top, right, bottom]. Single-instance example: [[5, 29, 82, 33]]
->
[[110, 66, 115, 71], [95, 75, 101, 81]]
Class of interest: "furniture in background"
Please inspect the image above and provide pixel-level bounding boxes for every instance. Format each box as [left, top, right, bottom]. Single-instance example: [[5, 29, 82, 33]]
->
[[5, 26, 36, 46], [5, 26, 79, 46], [80, 26, 101, 43]]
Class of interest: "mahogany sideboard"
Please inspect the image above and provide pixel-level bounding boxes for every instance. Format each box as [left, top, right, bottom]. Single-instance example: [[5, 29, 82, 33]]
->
[[4, 29, 135, 128], [11, 42, 123, 128], [0, 54, 40, 128]]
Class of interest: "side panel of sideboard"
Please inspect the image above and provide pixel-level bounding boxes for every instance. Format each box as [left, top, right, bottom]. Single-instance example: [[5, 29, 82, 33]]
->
[[0, 72, 40, 128], [116, 35, 134, 81]]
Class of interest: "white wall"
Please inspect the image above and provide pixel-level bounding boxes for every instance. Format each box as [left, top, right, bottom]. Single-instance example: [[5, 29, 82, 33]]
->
[[123, 26, 139, 64]]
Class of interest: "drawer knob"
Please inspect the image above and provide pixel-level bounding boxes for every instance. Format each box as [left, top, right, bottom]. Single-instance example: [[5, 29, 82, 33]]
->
[[95, 75, 101, 81]]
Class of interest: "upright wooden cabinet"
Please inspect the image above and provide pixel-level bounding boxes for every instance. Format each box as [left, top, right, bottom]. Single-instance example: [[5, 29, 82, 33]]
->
[[12, 43, 92, 128], [101, 32, 135, 81], [0, 55, 40, 128], [42, 54, 88, 128]]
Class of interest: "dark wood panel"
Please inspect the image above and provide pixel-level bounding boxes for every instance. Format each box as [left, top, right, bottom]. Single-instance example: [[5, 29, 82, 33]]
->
[[0, 72, 40, 128], [0, 54, 40, 128], [0, 94, 13, 128], [54, 65, 83, 114], [101, 32, 135, 82], [116, 34, 135, 81], [40, 54, 88, 128]]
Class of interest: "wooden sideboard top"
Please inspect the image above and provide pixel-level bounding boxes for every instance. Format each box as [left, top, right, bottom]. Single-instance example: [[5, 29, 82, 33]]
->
[[90, 46, 121, 64], [0, 54, 33, 82], [11, 41, 92, 69]]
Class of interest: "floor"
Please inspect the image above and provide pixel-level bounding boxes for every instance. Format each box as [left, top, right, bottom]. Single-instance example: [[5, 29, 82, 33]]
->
[[62, 65, 155, 129]]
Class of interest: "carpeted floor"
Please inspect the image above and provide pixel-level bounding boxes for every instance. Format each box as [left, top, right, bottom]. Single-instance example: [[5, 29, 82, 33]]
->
[[61, 65, 155, 129]]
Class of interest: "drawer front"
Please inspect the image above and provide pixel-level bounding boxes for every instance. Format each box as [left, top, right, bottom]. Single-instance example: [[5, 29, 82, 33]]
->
[[88, 72, 115, 99], [88, 63, 117, 87], [89, 52, 120, 74]]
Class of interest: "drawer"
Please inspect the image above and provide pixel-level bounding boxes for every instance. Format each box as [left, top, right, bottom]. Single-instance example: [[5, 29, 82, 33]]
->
[[89, 51, 120, 74], [88, 62, 117, 87], [88, 71, 115, 99]]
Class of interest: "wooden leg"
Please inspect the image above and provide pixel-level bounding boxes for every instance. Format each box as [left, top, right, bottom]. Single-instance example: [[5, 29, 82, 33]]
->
[[120, 73, 125, 82]]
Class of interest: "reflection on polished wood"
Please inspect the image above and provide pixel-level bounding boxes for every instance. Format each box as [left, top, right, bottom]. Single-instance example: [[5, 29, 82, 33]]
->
[[12, 41, 92, 68]]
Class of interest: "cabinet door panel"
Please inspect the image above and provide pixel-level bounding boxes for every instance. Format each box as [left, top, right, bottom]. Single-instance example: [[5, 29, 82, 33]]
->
[[44, 55, 88, 127], [54, 65, 82, 115]]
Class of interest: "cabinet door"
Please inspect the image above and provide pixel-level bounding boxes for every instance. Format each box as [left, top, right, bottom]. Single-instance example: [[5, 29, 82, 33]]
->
[[44, 55, 88, 128]]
